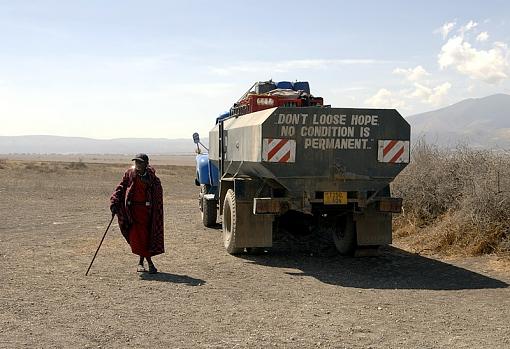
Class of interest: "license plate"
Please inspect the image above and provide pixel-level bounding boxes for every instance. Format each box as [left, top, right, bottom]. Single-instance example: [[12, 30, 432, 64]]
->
[[324, 192, 348, 205]]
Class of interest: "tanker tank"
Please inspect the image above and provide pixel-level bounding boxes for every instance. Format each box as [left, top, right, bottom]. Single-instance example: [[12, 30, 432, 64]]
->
[[193, 81, 410, 256]]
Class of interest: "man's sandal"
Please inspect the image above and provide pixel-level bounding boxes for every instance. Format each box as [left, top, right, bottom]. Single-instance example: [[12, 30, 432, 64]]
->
[[137, 264, 147, 272]]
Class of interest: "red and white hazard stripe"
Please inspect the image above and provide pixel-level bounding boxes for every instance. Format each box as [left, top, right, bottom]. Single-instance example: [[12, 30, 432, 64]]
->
[[378, 140, 410, 163], [262, 138, 296, 163]]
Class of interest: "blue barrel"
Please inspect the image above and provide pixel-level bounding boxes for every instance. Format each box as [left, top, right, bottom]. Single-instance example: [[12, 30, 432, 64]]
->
[[293, 81, 310, 94], [276, 81, 293, 90]]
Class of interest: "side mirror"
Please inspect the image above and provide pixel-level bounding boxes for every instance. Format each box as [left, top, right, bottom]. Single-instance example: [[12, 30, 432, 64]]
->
[[192, 132, 209, 152]]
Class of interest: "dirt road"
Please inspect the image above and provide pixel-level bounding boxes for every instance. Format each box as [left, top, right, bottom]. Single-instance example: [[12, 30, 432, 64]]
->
[[0, 160, 509, 348]]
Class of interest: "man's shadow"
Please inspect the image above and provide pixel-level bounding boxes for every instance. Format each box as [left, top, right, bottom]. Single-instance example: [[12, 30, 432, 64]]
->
[[240, 246, 509, 291], [140, 272, 205, 286]]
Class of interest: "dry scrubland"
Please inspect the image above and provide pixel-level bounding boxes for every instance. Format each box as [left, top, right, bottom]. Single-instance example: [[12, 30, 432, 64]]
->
[[0, 156, 509, 348], [393, 142, 510, 258]]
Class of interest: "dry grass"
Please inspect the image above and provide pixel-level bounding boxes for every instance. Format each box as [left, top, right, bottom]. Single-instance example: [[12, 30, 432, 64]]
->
[[63, 159, 88, 170], [24, 161, 61, 173], [18, 160, 89, 172], [393, 140, 510, 257]]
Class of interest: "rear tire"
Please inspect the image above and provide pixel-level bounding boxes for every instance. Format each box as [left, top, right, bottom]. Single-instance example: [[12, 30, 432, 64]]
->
[[246, 247, 265, 255], [222, 189, 243, 254], [332, 214, 357, 256]]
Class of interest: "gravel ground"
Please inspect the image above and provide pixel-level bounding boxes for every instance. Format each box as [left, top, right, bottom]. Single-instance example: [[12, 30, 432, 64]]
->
[[0, 159, 509, 348]]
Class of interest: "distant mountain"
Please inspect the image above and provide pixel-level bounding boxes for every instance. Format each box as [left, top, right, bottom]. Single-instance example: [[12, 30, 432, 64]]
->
[[0, 135, 205, 154], [3, 95, 509, 153], [407, 94, 510, 148]]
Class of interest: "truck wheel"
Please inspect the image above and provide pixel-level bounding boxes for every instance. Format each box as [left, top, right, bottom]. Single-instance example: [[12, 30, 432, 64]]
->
[[199, 184, 207, 212], [202, 197, 218, 227], [222, 189, 243, 254], [333, 215, 357, 256], [246, 247, 265, 255], [200, 184, 217, 227]]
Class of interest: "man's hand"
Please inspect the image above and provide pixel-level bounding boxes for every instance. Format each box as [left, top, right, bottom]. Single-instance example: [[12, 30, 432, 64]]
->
[[110, 204, 117, 216]]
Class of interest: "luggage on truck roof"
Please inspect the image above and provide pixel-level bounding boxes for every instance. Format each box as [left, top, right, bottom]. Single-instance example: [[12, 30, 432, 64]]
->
[[251, 80, 311, 96], [255, 81, 277, 94], [276, 81, 293, 90], [268, 89, 303, 98], [293, 81, 310, 94]]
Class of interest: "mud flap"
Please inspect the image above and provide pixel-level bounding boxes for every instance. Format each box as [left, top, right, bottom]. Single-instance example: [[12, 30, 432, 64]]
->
[[354, 207, 392, 246], [227, 178, 273, 248], [234, 201, 273, 248]]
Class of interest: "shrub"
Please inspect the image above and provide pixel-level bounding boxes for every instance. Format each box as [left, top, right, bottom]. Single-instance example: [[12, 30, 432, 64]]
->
[[24, 162, 61, 173], [392, 140, 510, 256], [64, 160, 88, 170]]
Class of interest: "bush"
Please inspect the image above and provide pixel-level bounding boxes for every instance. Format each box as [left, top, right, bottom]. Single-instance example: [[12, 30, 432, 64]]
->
[[392, 140, 510, 256], [24, 162, 60, 173], [64, 160, 88, 170]]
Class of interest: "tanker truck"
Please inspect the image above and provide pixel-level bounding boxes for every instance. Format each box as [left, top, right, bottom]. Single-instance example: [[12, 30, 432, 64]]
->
[[193, 80, 410, 255]]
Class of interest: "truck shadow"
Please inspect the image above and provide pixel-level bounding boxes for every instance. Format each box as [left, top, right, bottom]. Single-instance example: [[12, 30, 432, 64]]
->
[[240, 247, 508, 290]]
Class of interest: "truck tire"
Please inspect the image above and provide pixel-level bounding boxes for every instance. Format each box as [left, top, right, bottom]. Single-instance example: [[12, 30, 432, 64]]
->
[[246, 247, 265, 255], [199, 184, 206, 211], [202, 197, 217, 227], [222, 189, 243, 254], [333, 214, 357, 256], [199, 184, 217, 227]]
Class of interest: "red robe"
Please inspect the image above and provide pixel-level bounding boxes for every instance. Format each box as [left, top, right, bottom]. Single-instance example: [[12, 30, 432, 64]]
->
[[110, 166, 165, 256]]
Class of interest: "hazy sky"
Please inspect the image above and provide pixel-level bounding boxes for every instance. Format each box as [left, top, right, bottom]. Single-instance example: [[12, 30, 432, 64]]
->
[[1, 1, 510, 139]]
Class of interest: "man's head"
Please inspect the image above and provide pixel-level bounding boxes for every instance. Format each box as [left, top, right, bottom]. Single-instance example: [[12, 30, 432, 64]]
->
[[132, 153, 149, 174]]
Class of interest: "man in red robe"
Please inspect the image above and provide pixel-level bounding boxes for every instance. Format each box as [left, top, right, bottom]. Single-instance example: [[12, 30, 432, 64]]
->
[[110, 153, 164, 274]]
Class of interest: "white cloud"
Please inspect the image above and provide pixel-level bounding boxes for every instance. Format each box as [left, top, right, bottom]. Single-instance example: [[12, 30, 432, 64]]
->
[[438, 35, 509, 84], [476, 31, 489, 42], [365, 79, 451, 112], [393, 65, 429, 81], [209, 58, 392, 76], [437, 20, 479, 39], [365, 88, 406, 109], [460, 20, 478, 34], [410, 82, 452, 105], [367, 20, 509, 114], [437, 21, 456, 40]]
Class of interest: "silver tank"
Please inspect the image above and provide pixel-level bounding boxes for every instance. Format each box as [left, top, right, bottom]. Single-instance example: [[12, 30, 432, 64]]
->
[[209, 107, 410, 195]]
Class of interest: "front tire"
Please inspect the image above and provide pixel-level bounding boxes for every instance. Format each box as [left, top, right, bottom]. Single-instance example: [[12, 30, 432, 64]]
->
[[202, 197, 217, 227], [222, 189, 243, 254], [199, 185, 217, 227]]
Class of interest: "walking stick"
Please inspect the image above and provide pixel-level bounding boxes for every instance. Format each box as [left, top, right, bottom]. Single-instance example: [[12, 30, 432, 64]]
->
[[85, 214, 115, 276]]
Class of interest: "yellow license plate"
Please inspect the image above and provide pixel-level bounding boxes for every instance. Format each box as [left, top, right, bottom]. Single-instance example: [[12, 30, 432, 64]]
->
[[324, 192, 348, 205]]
